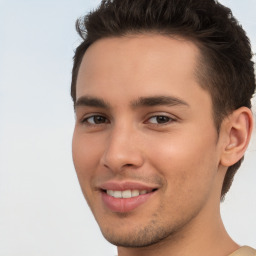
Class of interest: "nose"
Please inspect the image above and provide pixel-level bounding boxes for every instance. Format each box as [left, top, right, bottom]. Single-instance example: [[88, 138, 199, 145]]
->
[[100, 124, 144, 172]]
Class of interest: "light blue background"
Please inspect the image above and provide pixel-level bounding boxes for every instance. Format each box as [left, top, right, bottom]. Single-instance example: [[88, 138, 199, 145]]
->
[[0, 1, 255, 255]]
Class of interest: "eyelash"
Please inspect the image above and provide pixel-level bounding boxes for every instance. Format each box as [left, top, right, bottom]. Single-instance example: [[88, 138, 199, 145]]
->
[[81, 115, 109, 125], [145, 115, 176, 125], [80, 114, 176, 127]]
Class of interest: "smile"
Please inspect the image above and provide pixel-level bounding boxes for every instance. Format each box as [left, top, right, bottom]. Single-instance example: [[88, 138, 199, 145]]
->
[[99, 181, 159, 212], [106, 189, 152, 198], [101, 188, 157, 213]]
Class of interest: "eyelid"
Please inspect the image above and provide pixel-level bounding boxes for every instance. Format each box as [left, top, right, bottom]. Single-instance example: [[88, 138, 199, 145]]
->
[[80, 113, 110, 125], [144, 113, 178, 125], [77, 111, 178, 126]]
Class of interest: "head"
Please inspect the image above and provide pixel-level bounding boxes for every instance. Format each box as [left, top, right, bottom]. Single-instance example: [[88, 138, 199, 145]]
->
[[71, 0, 255, 249], [71, 0, 255, 199]]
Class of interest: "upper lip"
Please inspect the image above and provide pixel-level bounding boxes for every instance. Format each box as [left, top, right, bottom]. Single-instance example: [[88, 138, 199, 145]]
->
[[99, 181, 159, 191]]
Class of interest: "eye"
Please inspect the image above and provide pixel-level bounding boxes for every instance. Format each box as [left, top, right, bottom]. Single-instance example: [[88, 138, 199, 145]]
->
[[83, 115, 109, 125], [147, 115, 175, 124]]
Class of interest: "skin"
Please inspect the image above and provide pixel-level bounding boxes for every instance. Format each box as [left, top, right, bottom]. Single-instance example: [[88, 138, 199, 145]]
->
[[72, 34, 253, 256]]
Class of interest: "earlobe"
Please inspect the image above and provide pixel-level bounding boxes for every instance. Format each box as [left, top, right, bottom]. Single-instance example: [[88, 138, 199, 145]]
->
[[220, 107, 253, 167]]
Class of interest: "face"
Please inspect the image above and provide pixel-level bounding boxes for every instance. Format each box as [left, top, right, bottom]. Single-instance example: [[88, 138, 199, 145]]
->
[[72, 34, 225, 247]]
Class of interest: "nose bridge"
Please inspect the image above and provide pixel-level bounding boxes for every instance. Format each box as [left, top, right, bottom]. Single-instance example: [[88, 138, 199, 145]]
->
[[101, 121, 144, 171]]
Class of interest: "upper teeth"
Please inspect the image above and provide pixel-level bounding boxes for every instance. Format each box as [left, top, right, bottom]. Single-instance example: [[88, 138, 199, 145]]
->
[[106, 189, 148, 198]]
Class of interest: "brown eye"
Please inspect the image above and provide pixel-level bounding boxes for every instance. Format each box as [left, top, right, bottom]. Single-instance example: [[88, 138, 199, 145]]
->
[[148, 116, 173, 124], [85, 115, 108, 124]]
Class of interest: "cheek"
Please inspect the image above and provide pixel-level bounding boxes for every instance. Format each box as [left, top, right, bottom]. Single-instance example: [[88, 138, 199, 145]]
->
[[72, 132, 107, 210], [147, 127, 219, 195], [72, 132, 103, 183], [147, 138, 218, 219]]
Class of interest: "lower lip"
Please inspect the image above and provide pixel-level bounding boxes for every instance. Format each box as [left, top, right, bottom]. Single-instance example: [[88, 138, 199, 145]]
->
[[101, 191, 155, 213]]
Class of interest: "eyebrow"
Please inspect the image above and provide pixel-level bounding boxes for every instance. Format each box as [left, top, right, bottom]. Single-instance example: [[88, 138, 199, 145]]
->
[[74, 95, 189, 110], [75, 96, 110, 109], [131, 96, 189, 108]]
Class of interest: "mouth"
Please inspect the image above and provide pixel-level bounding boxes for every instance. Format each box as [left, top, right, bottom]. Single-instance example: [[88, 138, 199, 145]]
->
[[99, 183, 158, 213], [102, 188, 157, 199]]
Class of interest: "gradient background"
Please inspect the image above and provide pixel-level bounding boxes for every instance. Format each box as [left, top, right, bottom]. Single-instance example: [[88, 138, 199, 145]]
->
[[0, 0, 255, 255]]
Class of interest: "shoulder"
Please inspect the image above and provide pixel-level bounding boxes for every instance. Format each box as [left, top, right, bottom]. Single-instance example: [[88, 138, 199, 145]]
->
[[229, 246, 256, 256]]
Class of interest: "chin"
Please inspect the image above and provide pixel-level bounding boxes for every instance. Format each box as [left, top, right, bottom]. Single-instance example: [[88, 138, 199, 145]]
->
[[99, 220, 175, 248]]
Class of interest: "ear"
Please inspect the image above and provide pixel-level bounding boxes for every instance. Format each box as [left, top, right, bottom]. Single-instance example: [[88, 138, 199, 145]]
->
[[220, 107, 253, 167]]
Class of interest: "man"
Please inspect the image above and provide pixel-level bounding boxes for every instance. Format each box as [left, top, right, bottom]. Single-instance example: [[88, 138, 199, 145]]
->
[[71, 0, 256, 255]]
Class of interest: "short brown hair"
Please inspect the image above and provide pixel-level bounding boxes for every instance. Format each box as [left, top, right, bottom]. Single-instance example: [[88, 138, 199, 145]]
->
[[71, 0, 255, 199]]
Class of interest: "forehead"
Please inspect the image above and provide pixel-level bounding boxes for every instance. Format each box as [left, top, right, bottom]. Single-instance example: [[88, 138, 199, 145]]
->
[[76, 34, 211, 110]]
